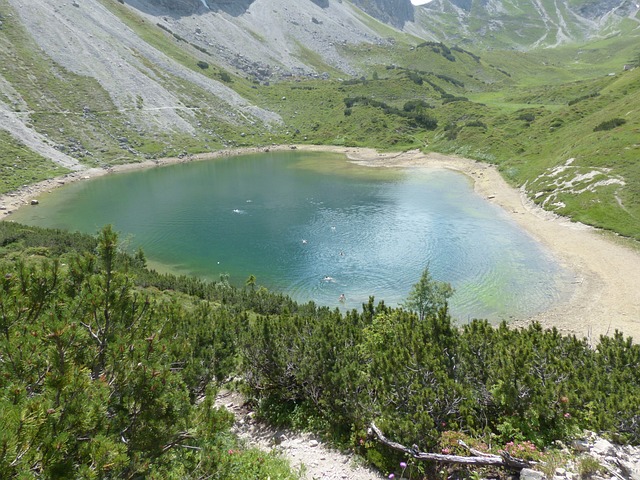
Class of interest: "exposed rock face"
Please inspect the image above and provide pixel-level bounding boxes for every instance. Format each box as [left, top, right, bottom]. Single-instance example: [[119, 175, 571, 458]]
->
[[147, 0, 414, 24], [148, 0, 203, 14], [418, 0, 639, 49], [448, 0, 473, 11], [128, 0, 393, 81], [577, 0, 637, 19], [350, 0, 414, 27], [145, 0, 256, 15]]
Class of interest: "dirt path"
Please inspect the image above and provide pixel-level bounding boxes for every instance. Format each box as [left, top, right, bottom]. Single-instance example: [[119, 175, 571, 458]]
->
[[2, 144, 640, 341], [215, 390, 384, 480]]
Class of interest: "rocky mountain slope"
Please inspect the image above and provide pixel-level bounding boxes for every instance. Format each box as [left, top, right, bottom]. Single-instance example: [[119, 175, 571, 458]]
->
[[128, 0, 391, 79], [132, 0, 640, 70], [0, 0, 407, 160], [411, 0, 640, 49], [149, 0, 415, 27]]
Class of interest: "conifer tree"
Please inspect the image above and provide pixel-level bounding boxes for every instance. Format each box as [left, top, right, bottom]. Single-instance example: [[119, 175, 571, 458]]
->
[[403, 266, 454, 320]]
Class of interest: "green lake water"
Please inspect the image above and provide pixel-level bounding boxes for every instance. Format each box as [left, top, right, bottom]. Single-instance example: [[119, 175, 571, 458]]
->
[[10, 151, 573, 322]]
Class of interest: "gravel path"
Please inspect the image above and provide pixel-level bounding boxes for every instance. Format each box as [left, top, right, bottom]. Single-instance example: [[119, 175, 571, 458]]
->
[[215, 390, 385, 480]]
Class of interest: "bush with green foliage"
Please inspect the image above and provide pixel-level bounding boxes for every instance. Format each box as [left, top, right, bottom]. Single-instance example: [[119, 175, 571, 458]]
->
[[518, 112, 536, 122], [403, 100, 430, 112], [2, 224, 640, 478], [343, 96, 437, 130], [240, 271, 640, 471], [568, 92, 600, 106], [466, 120, 487, 129], [593, 118, 626, 131], [0, 224, 298, 479]]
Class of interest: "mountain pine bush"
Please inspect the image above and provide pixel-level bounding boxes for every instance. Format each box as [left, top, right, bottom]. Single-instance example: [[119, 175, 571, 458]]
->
[[1, 223, 639, 477]]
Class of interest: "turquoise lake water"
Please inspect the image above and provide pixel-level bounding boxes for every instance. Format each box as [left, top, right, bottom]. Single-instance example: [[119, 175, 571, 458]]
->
[[9, 151, 572, 322]]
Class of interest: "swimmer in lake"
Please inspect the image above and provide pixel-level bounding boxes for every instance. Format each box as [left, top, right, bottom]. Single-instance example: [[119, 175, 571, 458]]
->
[[339, 293, 346, 302], [323, 276, 334, 282]]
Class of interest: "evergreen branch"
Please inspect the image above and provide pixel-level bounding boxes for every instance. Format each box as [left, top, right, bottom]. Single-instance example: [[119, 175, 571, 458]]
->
[[160, 432, 198, 454]]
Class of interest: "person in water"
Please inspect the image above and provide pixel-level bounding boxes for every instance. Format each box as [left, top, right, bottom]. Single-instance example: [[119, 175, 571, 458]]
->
[[339, 293, 346, 302]]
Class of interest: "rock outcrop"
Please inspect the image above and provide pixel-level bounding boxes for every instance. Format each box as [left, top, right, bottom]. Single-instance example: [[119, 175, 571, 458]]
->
[[417, 0, 640, 49], [351, 0, 414, 28], [148, 0, 204, 14]]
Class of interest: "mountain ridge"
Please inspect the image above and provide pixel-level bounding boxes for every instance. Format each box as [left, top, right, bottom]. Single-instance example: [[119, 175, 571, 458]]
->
[[411, 0, 640, 49]]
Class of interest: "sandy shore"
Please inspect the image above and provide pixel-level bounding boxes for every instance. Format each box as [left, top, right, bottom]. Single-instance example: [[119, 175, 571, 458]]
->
[[2, 145, 639, 341]]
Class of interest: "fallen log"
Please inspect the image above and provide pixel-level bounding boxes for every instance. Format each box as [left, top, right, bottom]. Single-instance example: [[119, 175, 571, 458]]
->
[[368, 422, 532, 471]]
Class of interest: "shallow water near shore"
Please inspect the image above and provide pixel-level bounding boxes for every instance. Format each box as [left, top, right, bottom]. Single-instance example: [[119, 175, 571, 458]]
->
[[10, 150, 573, 322]]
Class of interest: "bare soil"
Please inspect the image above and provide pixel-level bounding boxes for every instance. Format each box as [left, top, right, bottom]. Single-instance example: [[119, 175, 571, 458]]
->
[[215, 390, 384, 480]]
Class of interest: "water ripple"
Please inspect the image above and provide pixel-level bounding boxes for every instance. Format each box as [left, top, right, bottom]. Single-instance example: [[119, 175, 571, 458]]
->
[[8, 153, 573, 323]]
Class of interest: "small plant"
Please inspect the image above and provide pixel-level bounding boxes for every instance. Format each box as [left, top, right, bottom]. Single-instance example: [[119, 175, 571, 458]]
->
[[389, 460, 412, 479], [197, 61, 209, 70], [439, 430, 482, 456], [502, 440, 545, 462], [518, 112, 536, 122], [538, 449, 569, 479], [577, 455, 605, 479]]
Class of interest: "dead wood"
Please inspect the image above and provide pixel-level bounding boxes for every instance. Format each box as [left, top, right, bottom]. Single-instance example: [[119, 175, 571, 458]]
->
[[368, 422, 532, 471]]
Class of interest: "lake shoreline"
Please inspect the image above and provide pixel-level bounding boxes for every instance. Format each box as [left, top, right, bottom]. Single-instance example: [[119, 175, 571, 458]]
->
[[2, 144, 639, 341]]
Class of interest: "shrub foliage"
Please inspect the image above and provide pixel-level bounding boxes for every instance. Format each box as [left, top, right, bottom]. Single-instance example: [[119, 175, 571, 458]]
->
[[1, 223, 639, 477], [0, 223, 295, 479], [593, 118, 627, 131]]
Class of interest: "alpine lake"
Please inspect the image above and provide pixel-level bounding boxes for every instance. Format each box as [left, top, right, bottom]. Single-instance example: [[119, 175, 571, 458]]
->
[[10, 150, 573, 322]]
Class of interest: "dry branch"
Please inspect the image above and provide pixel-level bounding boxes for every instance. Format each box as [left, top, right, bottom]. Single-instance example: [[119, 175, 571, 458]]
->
[[368, 422, 531, 470]]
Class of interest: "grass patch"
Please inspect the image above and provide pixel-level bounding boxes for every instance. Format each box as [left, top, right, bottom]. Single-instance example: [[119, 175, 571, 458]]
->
[[0, 132, 70, 195]]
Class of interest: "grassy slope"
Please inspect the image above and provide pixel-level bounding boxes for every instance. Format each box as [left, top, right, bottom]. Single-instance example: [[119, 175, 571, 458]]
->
[[0, 131, 70, 195], [427, 66, 640, 238], [324, 28, 640, 239], [0, 0, 149, 168]]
